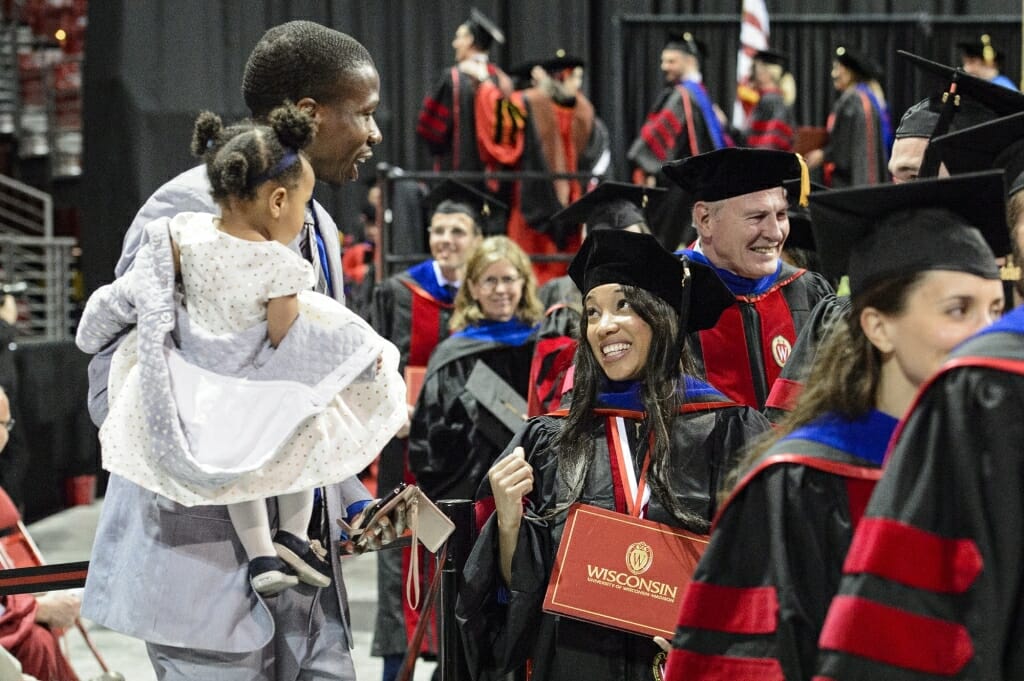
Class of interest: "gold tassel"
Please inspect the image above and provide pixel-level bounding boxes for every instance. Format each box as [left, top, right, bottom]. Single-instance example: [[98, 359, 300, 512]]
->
[[1001, 254, 1021, 282], [982, 34, 996, 67], [795, 153, 810, 207]]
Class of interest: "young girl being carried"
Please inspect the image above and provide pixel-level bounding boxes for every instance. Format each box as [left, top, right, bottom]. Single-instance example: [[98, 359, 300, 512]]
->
[[77, 104, 407, 597], [187, 105, 330, 596]]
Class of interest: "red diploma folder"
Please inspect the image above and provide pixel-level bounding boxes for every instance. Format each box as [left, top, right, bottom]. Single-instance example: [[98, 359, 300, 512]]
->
[[795, 126, 829, 155], [542, 503, 708, 638]]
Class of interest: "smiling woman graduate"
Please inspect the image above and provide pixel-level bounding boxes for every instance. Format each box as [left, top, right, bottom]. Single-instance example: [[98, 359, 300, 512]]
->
[[457, 230, 771, 681]]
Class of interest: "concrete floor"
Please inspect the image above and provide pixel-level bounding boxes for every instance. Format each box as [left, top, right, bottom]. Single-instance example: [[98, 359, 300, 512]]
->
[[27, 502, 437, 681]]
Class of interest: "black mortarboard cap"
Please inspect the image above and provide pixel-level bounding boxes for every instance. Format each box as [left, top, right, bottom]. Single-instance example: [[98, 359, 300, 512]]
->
[[782, 179, 827, 252], [510, 50, 585, 81], [898, 51, 1024, 117], [809, 171, 1008, 296], [568, 230, 734, 333], [899, 50, 1024, 175], [426, 179, 509, 234], [894, 98, 941, 139], [467, 8, 505, 50], [549, 182, 665, 235], [834, 46, 880, 80], [664, 31, 705, 60], [957, 34, 1002, 65], [507, 59, 538, 83], [753, 48, 789, 70], [539, 49, 584, 74], [894, 95, 998, 139], [930, 111, 1024, 197], [663, 147, 807, 204]]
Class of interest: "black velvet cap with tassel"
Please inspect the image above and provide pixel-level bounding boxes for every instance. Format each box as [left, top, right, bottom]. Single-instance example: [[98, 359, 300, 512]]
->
[[568, 230, 734, 333], [549, 182, 666, 236], [426, 179, 509, 234], [466, 8, 505, 50], [662, 147, 808, 206]]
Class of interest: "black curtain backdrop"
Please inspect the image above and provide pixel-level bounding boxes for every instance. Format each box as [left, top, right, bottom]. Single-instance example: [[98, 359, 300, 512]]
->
[[81, 0, 1022, 292]]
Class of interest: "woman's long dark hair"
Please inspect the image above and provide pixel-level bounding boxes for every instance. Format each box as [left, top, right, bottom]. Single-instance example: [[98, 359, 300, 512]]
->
[[551, 285, 706, 531], [726, 272, 924, 494]]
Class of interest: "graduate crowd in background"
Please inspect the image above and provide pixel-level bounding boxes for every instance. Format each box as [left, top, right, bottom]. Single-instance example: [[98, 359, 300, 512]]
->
[[31, 9, 1024, 681], [355, 8, 1024, 681]]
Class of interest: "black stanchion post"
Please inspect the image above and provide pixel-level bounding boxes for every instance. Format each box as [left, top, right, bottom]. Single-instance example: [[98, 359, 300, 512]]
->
[[437, 499, 474, 681], [375, 162, 391, 282]]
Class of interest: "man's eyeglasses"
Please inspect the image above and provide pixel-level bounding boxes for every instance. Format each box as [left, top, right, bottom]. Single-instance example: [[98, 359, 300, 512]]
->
[[427, 226, 473, 239], [2, 418, 14, 432], [477, 275, 523, 292]]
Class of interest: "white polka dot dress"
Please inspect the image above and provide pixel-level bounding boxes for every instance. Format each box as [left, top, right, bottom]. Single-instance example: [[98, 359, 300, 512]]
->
[[92, 213, 409, 506], [169, 213, 315, 334]]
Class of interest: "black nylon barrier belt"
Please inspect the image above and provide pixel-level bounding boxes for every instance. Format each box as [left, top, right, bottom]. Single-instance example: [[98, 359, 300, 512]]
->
[[0, 561, 89, 594]]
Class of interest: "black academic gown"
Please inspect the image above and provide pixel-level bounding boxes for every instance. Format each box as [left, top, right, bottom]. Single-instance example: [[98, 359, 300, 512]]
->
[[457, 383, 770, 681], [744, 89, 796, 152], [665, 410, 895, 681], [628, 82, 725, 249], [417, 63, 512, 175], [537, 275, 580, 321], [370, 262, 458, 506], [527, 276, 581, 416], [369, 261, 456, 658], [372, 266, 456, 373], [408, 323, 536, 501], [763, 294, 852, 424], [824, 85, 889, 188], [816, 309, 1024, 680], [683, 259, 834, 411], [628, 84, 721, 176]]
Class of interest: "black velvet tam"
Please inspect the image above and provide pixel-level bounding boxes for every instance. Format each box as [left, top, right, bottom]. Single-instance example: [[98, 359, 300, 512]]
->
[[662, 147, 802, 203], [550, 181, 665, 234], [426, 179, 509, 234], [569, 230, 734, 333]]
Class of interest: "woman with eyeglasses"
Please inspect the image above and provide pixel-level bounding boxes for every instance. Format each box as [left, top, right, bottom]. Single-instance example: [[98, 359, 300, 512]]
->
[[408, 235, 543, 502], [406, 237, 540, 661]]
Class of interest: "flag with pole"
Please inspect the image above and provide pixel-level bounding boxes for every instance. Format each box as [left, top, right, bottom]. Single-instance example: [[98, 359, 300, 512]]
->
[[733, 0, 770, 128]]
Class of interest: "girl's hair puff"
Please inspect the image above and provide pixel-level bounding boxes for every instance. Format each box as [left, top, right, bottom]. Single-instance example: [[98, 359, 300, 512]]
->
[[190, 102, 317, 203]]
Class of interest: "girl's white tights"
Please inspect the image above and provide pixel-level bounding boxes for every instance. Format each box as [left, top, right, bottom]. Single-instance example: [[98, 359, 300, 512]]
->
[[227, 490, 315, 560]]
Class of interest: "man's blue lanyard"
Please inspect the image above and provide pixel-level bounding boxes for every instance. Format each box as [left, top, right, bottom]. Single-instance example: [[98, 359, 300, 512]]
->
[[308, 201, 334, 297]]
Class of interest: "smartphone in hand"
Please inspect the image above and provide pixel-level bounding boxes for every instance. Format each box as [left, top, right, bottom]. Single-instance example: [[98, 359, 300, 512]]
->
[[337, 483, 456, 555], [355, 482, 409, 532]]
